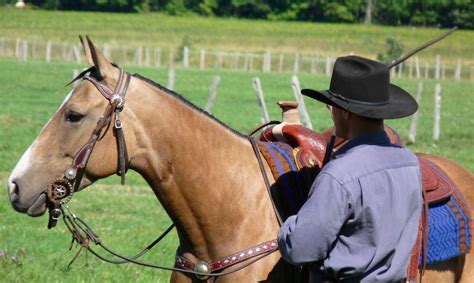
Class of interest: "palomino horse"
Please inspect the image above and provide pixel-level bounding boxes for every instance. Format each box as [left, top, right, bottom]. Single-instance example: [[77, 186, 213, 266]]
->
[[7, 38, 474, 282]]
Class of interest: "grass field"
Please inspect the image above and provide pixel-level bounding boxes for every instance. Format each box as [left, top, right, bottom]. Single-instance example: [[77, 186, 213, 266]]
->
[[1, 7, 473, 64], [0, 8, 473, 282], [1, 57, 473, 282]]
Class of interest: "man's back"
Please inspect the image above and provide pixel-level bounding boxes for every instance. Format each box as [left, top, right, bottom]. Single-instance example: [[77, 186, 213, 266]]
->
[[278, 132, 423, 282], [321, 142, 422, 281]]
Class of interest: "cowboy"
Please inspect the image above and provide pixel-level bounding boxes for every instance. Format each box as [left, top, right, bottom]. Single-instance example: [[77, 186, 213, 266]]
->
[[277, 56, 422, 282]]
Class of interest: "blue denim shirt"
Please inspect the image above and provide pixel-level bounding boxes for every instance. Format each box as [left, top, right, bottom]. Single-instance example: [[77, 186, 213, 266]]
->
[[278, 131, 422, 282]]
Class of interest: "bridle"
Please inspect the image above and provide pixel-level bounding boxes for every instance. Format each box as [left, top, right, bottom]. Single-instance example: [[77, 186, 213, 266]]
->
[[46, 68, 130, 229], [44, 67, 279, 281]]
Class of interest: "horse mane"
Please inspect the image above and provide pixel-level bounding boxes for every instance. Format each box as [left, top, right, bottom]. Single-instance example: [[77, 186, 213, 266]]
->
[[132, 74, 246, 138]]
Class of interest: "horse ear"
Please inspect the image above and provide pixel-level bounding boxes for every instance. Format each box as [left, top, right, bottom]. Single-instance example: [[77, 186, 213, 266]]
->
[[80, 35, 114, 80], [79, 35, 94, 67]]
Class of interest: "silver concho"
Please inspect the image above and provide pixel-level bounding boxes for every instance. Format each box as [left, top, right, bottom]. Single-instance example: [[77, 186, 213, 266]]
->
[[48, 179, 73, 200], [194, 261, 210, 280], [65, 168, 77, 180]]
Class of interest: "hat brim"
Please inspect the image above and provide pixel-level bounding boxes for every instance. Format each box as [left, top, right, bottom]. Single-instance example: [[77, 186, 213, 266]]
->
[[301, 84, 418, 119]]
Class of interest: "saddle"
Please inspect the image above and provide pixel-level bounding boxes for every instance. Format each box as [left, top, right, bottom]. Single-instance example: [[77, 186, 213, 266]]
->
[[255, 101, 469, 281], [260, 121, 453, 205]]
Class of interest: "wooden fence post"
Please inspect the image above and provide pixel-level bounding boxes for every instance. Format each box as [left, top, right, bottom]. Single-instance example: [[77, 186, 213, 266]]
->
[[46, 40, 52, 63], [408, 81, 424, 144], [21, 40, 28, 62], [204, 76, 221, 113], [216, 52, 223, 69], [252, 77, 270, 123], [397, 62, 403, 79], [433, 83, 442, 143], [168, 49, 174, 69], [144, 47, 151, 67], [15, 38, 20, 58], [415, 56, 420, 79], [183, 46, 189, 68], [325, 57, 332, 75], [263, 51, 271, 73], [154, 48, 161, 68], [435, 54, 440, 80], [408, 60, 413, 79], [278, 54, 284, 72], [200, 49, 205, 70], [291, 75, 313, 129], [167, 68, 175, 91], [454, 59, 461, 81], [293, 53, 299, 74], [0, 38, 5, 56], [424, 63, 429, 79]]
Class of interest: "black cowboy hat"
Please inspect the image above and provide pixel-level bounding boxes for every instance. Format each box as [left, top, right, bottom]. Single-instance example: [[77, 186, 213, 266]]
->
[[301, 56, 418, 119]]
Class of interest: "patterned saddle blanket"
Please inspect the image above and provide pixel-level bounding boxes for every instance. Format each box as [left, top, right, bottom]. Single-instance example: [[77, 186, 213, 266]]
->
[[257, 141, 472, 265]]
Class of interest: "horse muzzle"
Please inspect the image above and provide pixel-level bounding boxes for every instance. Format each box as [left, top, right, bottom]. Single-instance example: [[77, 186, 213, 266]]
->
[[8, 179, 47, 216]]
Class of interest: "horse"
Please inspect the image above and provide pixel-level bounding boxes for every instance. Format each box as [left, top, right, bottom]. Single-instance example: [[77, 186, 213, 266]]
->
[[7, 37, 474, 282]]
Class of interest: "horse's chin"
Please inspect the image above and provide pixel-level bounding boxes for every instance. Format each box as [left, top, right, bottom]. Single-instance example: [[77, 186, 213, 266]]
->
[[26, 193, 47, 217]]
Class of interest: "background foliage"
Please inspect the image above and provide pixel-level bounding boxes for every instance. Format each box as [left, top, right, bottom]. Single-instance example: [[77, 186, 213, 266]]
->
[[1, 0, 473, 29]]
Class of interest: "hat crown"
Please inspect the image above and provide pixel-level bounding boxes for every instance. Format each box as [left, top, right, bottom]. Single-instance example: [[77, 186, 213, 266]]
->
[[329, 56, 389, 105]]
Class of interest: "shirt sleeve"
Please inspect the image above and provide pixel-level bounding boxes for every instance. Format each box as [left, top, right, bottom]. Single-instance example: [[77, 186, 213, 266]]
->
[[277, 172, 351, 265]]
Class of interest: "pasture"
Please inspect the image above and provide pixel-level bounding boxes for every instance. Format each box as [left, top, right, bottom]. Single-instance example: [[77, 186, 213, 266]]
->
[[0, 7, 473, 282], [1, 7, 474, 63], [1, 57, 473, 282]]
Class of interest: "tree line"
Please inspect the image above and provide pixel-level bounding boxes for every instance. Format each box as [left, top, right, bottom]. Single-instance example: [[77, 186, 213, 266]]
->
[[4, 0, 473, 29]]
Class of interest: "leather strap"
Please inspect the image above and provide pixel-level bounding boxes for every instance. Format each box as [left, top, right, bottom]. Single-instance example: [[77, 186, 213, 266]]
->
[[248, 136, 283, 226], [175, 240, 278, 280], [47, 70, 131, 228]]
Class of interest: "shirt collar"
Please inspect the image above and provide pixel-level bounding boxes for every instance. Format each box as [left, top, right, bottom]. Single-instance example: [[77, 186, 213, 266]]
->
[[334, 130, 395, 158]]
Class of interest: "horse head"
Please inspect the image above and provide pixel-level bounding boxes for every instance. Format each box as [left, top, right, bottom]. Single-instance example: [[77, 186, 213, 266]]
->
[[8, 37, 135, 217]]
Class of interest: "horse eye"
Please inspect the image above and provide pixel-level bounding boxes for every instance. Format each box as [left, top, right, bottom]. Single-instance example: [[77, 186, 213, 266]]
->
[[65, 111, 84, 123]]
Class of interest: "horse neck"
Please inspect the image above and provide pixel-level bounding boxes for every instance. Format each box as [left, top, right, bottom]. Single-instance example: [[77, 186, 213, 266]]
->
[[127, 79, 278, 260]]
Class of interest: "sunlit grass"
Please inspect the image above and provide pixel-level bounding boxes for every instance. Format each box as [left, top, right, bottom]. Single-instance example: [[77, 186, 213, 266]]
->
[[0, 58, 472, 282]]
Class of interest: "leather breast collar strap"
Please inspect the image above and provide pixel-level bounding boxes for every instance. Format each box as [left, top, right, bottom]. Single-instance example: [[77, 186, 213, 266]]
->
[[46, 69, 131, 229]]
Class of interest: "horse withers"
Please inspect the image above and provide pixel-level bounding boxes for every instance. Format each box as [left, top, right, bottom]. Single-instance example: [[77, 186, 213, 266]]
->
[[7, 37, 474, 282]]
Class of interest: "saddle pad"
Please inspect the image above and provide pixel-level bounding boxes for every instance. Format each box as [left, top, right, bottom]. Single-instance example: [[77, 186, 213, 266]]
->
[[257, 141, 313, 221], [424, 185, 472, 264]]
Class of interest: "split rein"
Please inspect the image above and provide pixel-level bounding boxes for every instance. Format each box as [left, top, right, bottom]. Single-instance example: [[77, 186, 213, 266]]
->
[[45, 68, 278, 281]]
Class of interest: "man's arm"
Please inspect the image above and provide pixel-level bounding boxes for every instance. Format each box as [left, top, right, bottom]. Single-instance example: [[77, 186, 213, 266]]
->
[[277, 172, 351, 265]]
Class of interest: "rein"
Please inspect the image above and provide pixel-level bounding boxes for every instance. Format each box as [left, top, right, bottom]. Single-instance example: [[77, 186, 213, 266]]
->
[[45, 68, 279, 281]]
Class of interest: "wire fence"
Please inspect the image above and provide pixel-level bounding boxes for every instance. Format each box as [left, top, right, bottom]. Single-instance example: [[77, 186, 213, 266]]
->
[[1, 37, 472, 81]]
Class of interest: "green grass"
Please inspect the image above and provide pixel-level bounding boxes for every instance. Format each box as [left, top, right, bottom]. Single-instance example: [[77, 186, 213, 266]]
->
[[0, 57, 473, 282], [0, 7, 473, 64]]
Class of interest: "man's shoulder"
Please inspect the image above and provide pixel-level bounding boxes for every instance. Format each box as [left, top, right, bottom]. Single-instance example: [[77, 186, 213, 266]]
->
[[322, 145, 419, 184]]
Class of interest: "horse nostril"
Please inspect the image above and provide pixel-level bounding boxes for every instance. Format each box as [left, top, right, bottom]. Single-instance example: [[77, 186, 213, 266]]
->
[[8, 180, 20, 199]]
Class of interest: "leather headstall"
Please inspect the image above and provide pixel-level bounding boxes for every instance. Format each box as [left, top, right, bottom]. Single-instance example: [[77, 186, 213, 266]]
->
[[46, 69, 131, 229]]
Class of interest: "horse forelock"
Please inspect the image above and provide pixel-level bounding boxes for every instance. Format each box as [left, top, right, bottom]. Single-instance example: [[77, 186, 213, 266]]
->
[[132, 74, 245, 138]]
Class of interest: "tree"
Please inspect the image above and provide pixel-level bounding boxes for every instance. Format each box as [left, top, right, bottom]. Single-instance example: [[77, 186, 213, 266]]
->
[[364, 0, 373, 24]]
